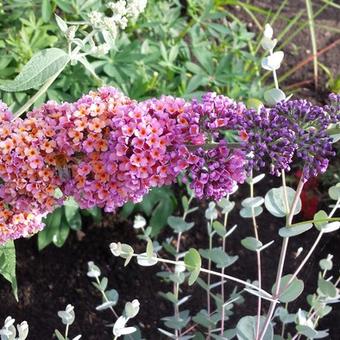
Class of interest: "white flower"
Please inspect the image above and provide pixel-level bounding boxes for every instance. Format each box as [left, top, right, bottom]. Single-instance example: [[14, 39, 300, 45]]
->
[[88, 11, 103, 27], [127, 0, 148, 19], [108, 0, 128, 17], [116, 16, 128, 29], [103, 17, 119, 37]]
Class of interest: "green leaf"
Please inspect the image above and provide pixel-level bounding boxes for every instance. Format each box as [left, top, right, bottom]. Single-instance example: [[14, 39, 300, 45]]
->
[[246, 98, 263, 110], [193, 310, 216, 328], [279, 223, 313, 237], [184, 248, 201, 286], [54, 329, 66, 340], [120, 244, 134, 266], [314, 210, 328, 230], [319, 258, 333, 271], [272, 274, 304, 303], [236, 316, 273, 340], [296, 325, 318, 339], [185, 61, 205, 75], [217, 198, 235, 214], [321, 222, 340, 233], [83, 207, 102, 222], [167, 216, 194, 233], [38, 207, 63, 251], [265, 186, 301, 218], [328, 184, 340, 200], [55, 14, 68, 33], [53, 216, 70, 248], [64, 198, 82, 230], [199, 248, 238, 268], [193, 48, 214, 74], [240, 206, 263, 218], [0, 241, 18, 301], [162, 310, 191, 330], [42, 0, 53, 23], [0, 48, 69, 92], [181, 196, 189, 211], [212, 221, 226, 237], [318, 277, 337, 298], [246, 174, 265, 185], [186, 74, 209, 93], [146, 239, 153, 258], [264, 88, 286, 106], [241, 237, 262, 251], [106, 289, 119, 305], [159, 291, 178, 304], [241, 197, 264, 208]]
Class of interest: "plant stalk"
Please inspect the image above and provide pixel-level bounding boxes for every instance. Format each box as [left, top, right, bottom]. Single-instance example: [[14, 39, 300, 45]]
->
[[258, 176, 305, 340]]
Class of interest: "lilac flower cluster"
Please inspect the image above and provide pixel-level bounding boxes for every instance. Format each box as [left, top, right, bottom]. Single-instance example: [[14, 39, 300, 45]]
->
[[189, 142, 245, 201], [188, 92, 247, 199]]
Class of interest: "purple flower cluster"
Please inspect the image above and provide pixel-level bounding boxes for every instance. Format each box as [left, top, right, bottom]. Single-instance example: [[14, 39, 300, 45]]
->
[[276, 99, 335, 178], [324, 93, 340, 123], [239, 106, 297, 176], [240, 98, 337, 178]]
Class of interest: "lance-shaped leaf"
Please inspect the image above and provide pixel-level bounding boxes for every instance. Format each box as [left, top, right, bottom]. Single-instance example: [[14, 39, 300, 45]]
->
[[0, 48, 69, 92]]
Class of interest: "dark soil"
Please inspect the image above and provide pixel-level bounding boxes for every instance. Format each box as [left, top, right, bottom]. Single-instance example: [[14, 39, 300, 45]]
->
[[1, 1, 340, 339]]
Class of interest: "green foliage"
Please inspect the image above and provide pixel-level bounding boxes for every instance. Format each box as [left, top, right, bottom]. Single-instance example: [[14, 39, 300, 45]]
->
[[0, 48, 69, 92], [272, 274, 304, 303], [37, 202, 101, 250], [241, 236, 262, 251], [0, 240, 17, 300], [121, 187, 177, 236], [167, 216, 194, 233], [236, 316, 273, 340], [0, 0, 262, 113], [279, 223, 313, 238]]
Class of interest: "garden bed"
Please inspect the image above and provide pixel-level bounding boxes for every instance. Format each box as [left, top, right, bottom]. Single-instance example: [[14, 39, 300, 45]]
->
[[0, 0, 339, 339]]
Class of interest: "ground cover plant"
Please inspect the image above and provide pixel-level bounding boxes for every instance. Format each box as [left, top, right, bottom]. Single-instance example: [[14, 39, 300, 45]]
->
[[0, 0, 339, 339]]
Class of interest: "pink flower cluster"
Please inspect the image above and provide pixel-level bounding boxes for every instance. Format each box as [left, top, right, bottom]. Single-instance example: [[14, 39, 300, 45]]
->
[[0, 88, 246, 244]]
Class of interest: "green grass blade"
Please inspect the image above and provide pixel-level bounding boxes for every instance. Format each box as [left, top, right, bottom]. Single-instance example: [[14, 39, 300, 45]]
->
[[305, 0, 318, 88], [270, 0, 289, 26], [322, 0, 340, 9], [279, 2, 329, 49]]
